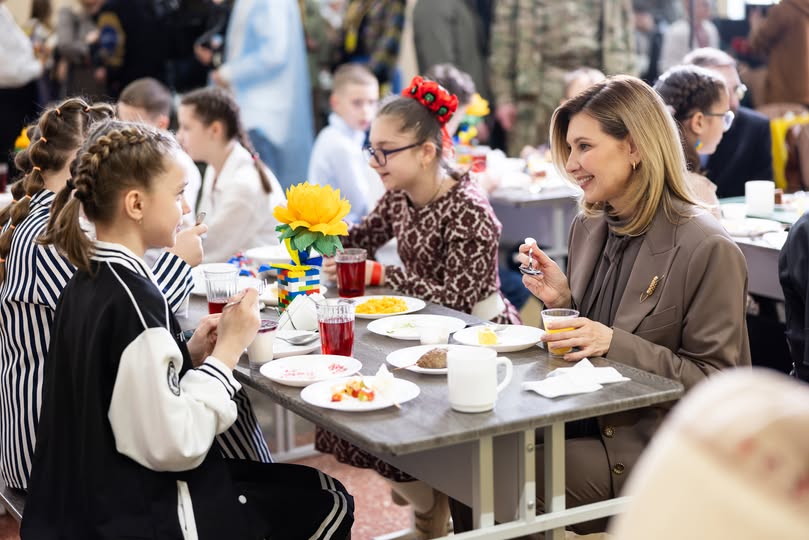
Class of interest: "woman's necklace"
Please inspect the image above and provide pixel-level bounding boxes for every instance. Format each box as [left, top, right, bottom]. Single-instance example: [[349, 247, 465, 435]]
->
[[421, 176, 446, 208]]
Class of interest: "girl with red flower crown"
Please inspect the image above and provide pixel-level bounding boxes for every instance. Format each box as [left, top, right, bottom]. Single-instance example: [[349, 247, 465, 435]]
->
[[319, 75, 521, 538]]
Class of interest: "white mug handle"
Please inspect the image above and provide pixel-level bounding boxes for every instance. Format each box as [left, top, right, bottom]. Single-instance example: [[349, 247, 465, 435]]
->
[[495, 356, 513, 394]]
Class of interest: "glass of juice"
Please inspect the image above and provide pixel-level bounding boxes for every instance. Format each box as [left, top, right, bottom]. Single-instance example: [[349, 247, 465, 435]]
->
[[203, 264, 239, 314], [335, 248, 367, 298], [316, 302, 355, 357], [541, 308, 579, 357]]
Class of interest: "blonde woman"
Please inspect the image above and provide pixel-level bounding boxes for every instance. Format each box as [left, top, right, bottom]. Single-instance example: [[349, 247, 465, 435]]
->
[[451, 75, 751, 534]]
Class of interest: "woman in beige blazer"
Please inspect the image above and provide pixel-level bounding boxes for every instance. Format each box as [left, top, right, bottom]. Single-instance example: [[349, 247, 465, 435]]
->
[[512, 76, 749, 535]]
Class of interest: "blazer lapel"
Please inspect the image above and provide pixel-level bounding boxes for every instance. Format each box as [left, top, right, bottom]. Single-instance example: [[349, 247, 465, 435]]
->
[[612, 206, 681, 334], [569, 217, 608, 305]]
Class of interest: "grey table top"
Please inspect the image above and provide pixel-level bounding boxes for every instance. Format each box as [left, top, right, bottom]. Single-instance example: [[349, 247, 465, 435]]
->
[[180, 290, 683, 457], [490, 185, 581, 208]]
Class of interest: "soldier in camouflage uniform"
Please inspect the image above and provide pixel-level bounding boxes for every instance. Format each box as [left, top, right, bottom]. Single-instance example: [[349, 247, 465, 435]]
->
[[490, 0, 637, 155]]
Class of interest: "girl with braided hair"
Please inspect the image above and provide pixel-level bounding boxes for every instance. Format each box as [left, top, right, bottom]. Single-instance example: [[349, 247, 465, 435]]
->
[[655, 65, 732, 219], [178, 86, 286, 263], [22, 120, 354, 540], [0, 98, 207, 491]]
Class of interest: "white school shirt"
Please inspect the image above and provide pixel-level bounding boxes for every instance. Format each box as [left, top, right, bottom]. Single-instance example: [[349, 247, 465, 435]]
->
[[197, 142, 286, 263]]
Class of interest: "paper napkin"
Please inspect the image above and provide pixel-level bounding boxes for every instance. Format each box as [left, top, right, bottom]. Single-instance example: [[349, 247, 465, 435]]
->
[[522, 358, 630, 398]]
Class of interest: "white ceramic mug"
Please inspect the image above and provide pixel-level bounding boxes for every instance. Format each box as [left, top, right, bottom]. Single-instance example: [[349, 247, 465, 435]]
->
[[447, 347, 513, 413], [745, 180, 775, 216]]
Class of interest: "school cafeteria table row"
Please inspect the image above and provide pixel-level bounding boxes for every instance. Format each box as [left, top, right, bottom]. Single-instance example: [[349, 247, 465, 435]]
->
[[179, 289, 682, 540]]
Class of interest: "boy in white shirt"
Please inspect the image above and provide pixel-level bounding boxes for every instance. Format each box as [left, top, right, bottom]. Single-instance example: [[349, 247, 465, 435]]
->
[[308, 64, 382, 223]]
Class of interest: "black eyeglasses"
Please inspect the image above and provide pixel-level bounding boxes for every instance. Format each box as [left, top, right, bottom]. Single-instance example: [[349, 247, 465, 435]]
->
[[362, 142, 422, 167]]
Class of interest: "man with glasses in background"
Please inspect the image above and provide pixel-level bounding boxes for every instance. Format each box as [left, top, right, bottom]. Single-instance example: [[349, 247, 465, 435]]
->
[[684, 47, 772, 198]]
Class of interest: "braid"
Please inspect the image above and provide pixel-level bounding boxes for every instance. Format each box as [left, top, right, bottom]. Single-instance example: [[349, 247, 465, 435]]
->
[[237, 129, 272, 193], [1, 97, 114, 281], [41, 120, 179, 272], [654, 65, 726, 172]]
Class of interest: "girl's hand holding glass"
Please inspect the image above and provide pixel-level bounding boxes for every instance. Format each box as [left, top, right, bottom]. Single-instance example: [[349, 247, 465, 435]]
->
[[519, 239, 571, 308], [542, 316, 614, 362], [187, 314, 221, 367], [212, 288, 260, 369]]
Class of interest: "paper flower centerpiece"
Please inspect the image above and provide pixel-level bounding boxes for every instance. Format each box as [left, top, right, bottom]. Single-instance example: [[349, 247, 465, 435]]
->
[[271, 183, 351, 310]]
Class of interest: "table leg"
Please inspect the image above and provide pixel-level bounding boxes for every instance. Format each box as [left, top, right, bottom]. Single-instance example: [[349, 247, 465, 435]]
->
[[472, 435, 495, 529], [518, 429, 537, 523], [544, 422, 565, 540]]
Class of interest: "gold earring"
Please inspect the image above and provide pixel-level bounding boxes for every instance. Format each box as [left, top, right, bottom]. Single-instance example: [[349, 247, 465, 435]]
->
[[631, 161, 637, 171], [138, 218, 143, 225]]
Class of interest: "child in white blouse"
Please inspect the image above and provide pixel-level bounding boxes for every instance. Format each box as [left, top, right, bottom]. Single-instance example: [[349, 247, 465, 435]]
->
[[178, 86, 286, 263]]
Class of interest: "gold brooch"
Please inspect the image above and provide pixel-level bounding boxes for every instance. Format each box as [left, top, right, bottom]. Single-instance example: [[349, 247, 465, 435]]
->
[[640, 275, 664, 302]]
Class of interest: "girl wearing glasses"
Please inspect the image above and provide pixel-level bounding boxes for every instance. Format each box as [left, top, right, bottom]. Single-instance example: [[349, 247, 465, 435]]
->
[[655, 65, 732, 219]]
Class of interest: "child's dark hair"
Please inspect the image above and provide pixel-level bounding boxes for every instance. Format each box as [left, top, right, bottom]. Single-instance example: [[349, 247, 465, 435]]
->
[[0, 98, 114, 281], [119, 77, 173, 119], [180, 87, 272, 193], [654, 65, 727, 172], [41, 120, 180, 273], [377, 96, 463, 180], [424, 64, 476, 105]]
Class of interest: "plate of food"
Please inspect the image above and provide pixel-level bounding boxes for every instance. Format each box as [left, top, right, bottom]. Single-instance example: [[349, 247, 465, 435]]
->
[[351, 295, 426, 319], [452, 324, 546, 353], [259, 354, 361, 387], [367, 314, 467, 340], [300, 372, 420, 411], [721, 218, 783, 238], [386, 344, 483, 375]]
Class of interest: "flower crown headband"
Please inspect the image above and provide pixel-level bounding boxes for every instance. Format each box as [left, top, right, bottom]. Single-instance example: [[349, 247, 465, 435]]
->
[[402, 76, 459, 126]]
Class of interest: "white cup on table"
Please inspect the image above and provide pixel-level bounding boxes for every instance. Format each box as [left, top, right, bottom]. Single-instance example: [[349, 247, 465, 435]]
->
[[745, 180, 775, 216], [447, 347, 513, 413]]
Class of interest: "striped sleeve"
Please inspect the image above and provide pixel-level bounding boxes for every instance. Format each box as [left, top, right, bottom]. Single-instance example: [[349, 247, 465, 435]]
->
[[151, 252, 193, 314], [34, 243, 75, 310]]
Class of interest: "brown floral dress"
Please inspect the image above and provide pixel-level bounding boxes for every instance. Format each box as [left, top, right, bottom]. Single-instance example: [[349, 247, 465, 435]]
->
[[315, 173, 520, 480]]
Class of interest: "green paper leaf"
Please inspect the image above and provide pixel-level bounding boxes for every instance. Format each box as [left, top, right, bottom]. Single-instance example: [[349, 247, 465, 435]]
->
[[293, 230, 317, 251], [314, 235, 339, 257], [275, 223, 291, 234], [279, 227, 297, 240]]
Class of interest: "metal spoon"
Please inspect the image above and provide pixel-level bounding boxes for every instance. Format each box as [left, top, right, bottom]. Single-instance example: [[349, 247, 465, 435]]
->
[[519, 237, 543, 276], [276, 331, 320, 346]]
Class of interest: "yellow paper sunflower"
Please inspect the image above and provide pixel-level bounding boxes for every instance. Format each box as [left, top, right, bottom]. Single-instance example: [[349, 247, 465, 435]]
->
[[273, 183, 350, 258]]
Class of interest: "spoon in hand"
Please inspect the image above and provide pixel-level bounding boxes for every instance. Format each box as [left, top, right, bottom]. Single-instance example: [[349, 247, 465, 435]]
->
[[519, 237, 543, 276]]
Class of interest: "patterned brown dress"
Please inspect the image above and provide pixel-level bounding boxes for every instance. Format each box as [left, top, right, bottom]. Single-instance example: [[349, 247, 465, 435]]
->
[[315, 173, 520, 479]]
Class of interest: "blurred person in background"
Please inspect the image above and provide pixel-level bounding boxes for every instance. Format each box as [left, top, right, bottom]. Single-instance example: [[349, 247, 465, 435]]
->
[[208, 0, 313, 189], [54, 0, 105, 100], [658, 0, 718, 72]]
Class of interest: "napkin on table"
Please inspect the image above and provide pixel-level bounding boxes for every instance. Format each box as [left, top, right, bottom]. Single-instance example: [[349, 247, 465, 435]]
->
[[522, 358, 630, 398], [277, 293, 324, 331]]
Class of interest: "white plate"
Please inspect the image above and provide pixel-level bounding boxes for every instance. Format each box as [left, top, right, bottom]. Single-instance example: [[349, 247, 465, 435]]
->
[[762, 230, 788, 250], [259, 354, 361, 387], [367, 314, 467, 340], [300, 376, 420, 411], [351, 295, 426, 319], [452, 324, 546, 353], [244, 245, 321, 266], [721, 218, 783, 238], [273, 330, 322, 358], [386, 344, 483, 375]]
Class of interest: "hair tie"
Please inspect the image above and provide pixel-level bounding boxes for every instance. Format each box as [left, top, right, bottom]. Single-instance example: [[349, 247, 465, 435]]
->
[[402, 76, 459, 127], [251, 153, 258, 162], [8, 224, 15, 230], [74, 189, 88, 203], [55, 107, 61, 116], [39, 137, 47, 144], [0, 258, 5, 264], [32, 166, 41, 172], [22, 194, 31, 201]]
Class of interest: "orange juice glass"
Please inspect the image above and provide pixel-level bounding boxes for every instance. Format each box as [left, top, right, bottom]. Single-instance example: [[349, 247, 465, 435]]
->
[[541, 308, 579, 357]]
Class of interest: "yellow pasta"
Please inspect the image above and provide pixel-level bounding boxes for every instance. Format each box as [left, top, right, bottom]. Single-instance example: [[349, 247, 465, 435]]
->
[[356, 296, 408, 315]]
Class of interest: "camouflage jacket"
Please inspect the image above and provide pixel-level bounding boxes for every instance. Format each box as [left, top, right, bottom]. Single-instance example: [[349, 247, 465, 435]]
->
[[489, 0, 636, 105]]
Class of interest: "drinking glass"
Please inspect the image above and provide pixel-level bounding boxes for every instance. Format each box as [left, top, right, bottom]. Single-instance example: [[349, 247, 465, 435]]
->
[[317, 302, 355, 356], [541, 308, 579, 357], [204, 265, 239, 314], [335, 248, 367, 298]]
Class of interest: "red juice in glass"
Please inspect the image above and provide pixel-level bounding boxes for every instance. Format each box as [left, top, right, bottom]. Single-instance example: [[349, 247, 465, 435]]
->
[[207, 298, 227, 314], [319, 319, 354, 356], [336, 260, 366, 297]]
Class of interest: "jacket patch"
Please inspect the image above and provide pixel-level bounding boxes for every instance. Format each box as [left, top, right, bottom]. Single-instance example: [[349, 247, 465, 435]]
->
[[167, 361, 181, 396]]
